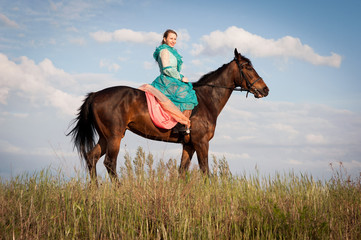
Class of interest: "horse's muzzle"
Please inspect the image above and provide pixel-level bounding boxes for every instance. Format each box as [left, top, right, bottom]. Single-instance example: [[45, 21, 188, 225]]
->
[[254, 86, 269, 98]]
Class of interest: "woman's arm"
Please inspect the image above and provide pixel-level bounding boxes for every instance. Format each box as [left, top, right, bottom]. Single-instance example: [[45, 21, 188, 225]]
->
[[160, 49, 183, 80]]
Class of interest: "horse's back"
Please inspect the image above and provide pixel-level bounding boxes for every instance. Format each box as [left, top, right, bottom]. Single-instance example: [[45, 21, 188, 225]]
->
[[91, 86, 145, 109], [94, 85, 143, 100], [90, 86, 148, 130]]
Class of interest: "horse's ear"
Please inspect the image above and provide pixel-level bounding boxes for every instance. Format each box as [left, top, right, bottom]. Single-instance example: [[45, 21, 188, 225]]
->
[[234, 48, 239, 57]]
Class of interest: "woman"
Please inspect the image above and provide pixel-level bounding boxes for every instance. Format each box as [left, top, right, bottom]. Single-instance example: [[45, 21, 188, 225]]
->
[[151, 29, 198, 134]]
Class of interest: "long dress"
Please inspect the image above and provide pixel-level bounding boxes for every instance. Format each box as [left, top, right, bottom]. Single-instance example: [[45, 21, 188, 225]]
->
[[151, 44, 198, 112]]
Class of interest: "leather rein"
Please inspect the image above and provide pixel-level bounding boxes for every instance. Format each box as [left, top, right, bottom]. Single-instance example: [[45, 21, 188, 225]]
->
[[202, 57, 263, 97]]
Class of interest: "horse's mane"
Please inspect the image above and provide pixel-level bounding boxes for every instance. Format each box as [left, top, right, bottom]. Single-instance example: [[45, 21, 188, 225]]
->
[[192, 63, 230, 87], [192, 55, 252, 87]]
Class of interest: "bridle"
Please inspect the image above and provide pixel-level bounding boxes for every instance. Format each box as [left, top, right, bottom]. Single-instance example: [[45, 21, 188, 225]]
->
[[234, 56, 263, 97], [202, 56, 263, 97]]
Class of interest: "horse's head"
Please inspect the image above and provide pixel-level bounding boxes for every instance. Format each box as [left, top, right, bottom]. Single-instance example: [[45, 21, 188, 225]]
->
[[233, 49, 269, 98]]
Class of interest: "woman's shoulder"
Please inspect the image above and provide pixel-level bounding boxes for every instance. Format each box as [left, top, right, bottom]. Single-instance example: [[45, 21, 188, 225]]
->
[[160, 48, 172, 56], [160, 48, 172, 59], [154, 44, 170, 60], [159, 48, 170, 54]]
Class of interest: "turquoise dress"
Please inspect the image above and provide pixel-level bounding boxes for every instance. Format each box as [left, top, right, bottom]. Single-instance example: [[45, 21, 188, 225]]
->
[[151, 44, 198, 112]]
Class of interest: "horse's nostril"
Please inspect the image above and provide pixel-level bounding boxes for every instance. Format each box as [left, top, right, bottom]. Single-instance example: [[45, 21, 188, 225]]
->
[[263, 86, 269, 95]]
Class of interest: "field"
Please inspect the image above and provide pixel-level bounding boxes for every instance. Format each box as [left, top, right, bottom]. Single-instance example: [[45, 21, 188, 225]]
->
[[1, 147, 360, 239]]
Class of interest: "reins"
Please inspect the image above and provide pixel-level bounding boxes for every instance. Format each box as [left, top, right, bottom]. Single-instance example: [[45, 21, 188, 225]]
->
[[200, 56, 262, 97]]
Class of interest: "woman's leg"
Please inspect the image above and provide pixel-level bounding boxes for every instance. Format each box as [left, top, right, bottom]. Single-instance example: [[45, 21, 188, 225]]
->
[[183, 109, 192, 118], [183, 110, 192, 133]]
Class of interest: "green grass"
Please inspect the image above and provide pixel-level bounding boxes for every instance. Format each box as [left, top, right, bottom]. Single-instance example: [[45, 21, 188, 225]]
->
[[1, 147, 360, 239]]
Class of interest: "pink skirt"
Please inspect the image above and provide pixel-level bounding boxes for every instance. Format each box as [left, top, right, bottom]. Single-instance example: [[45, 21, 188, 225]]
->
[[139, 84, 190, 129]]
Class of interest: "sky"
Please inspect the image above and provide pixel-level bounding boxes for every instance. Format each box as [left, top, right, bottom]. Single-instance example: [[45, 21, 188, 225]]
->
[[1, 0, 360, 180]]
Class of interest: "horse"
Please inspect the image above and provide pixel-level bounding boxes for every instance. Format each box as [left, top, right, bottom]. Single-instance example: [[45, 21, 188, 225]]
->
[[67, 49, 269, 181]]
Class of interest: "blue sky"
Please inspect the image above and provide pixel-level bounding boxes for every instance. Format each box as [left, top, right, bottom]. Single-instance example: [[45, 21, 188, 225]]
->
[[1, 0, 360, 180]]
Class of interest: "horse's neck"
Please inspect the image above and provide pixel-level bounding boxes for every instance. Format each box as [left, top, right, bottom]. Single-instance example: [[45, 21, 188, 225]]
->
[[196, 63, 235, 117]]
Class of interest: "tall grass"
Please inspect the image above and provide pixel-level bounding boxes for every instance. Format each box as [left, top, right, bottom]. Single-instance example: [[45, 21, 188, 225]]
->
[[1, 147, 360, 239]]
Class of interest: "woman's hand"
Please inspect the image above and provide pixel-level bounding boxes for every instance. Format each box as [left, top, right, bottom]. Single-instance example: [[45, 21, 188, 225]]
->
[[182, 77, 189, 83]]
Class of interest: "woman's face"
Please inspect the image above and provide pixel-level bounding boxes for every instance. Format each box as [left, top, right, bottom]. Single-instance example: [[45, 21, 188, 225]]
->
[[163, 33, 177, 48]]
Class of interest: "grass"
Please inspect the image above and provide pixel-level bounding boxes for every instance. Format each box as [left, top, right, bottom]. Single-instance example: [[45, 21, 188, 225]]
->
[[1, 147, 360, 239]]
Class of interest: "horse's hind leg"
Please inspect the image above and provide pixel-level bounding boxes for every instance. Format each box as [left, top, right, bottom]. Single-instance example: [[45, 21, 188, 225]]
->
[[103, 136, 122, 181], [86, 136, 106, 180]]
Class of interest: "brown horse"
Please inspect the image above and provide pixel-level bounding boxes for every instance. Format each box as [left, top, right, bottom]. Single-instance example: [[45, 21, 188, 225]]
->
[[67, 49, 269, 181]]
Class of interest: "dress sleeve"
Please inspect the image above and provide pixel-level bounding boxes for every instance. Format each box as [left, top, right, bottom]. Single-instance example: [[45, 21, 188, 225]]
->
[[160, 49, 182, 80]]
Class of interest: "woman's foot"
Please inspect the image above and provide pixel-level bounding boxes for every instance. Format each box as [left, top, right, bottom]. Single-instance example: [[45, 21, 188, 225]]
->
[[185, 128, 190, 134], [172, 123, 190, 135]]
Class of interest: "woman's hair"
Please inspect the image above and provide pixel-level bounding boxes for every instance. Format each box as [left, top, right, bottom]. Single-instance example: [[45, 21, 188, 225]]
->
[[161, 29, 177, 44]]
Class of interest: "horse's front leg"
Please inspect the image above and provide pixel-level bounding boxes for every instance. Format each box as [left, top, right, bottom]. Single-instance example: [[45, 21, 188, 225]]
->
[[179, 143, 195, 174], [194, 140, 210, 175]]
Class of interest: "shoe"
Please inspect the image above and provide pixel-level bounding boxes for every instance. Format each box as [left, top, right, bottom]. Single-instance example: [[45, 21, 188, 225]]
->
[[185, 128, 190, 134], [172, 123, 189, 135]]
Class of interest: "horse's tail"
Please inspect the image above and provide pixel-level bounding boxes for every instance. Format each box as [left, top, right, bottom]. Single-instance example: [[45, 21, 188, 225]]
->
[[67, 92, 97, 164]]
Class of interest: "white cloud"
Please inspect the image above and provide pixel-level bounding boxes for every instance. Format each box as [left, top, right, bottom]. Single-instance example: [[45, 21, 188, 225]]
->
[[177, 29, 190, 42], [89, 28, 191, 47], [90, 29, 161, 45], [0, 53, 82, 115], [1, 111, 28, 118], [66, 26, 79, 32], [49, 0, 93, 20], [191, 26, 342, 68], [0, 87, 9, 104], [69, 37, 86, 46], [211, 151, 250, 160], [99, 59, 121, 72], [287, 159, 303, 165], [271, 123, 299, 136], [118, 57, 127, 62], [343, 160, 361, 169], [174, 29, 190, 48], [306, 134, 326, 144], [0, 140, 21, 153], [212, 95, 361, 177], [236, 136, 256, 142], [0, 13, 19, 28]]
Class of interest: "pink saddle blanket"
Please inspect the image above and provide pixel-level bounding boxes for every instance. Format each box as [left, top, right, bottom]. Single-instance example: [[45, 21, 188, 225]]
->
[[145, 92, 178, 129]]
